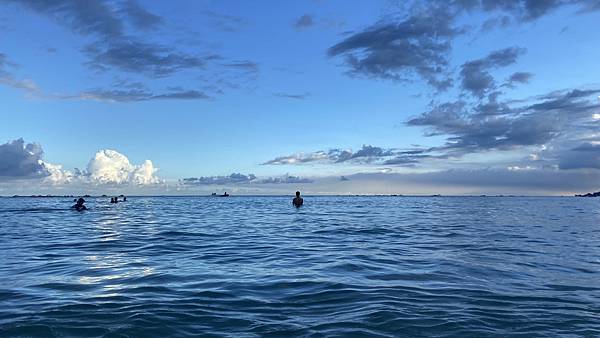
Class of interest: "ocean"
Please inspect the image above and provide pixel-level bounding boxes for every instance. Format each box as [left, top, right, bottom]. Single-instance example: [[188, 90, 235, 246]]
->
[[0, 196, 599, 337]]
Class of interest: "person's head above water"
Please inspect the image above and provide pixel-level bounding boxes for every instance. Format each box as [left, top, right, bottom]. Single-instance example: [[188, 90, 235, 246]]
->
[[72, 197, 87, 211], [296, 191, 301, 197]]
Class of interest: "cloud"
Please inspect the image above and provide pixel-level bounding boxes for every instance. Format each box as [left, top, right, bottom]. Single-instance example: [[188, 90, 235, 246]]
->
[[262, 151, 330, 165], [122, 0, 162, 31], [558, 142, 600, 170], [328, 1, 600, 90], [274, 92, 309, 100], [407, 87, 600, 166], [0, 139, 48, 179], [294, 14, 314, 29], [222, 61, 259, 72], [480, 15, 512, 31], [334, 167, 600, 194], [71, 88, 210, 102], [84, 39, 206, 77], [460, 47, 526, 98], [265, 86, 600, 172], [0, 139, 164, 192], [263, 145, 433, 166], [181, 173, 257, 185], [180, 173, 313, 185], [4, 0, 123, 39], [203, 10, 247, 32], [256, 175, 313, 184], [86, 149, 159, 185], [507, 71, 532, 84], [328, 6, 458, 90], [0, 53, 40, 95]]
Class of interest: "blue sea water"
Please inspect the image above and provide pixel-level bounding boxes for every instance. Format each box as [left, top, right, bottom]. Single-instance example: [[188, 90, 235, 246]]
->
[[0, 196, 599, 337]]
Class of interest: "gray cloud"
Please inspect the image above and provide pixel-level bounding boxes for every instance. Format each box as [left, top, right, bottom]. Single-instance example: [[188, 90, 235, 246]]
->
[[180, 173, 313, 185], [407, 87, 600, 164], [559, 142, 600, 170], [505, 71, 533, 87], [0, 139, 49, 179], [342, 167, 600, 194], [329, 1, 599, 90], [2, 0, 123, 39], [263, 145, 433, 166], [2, 0, 256, 93], [294, 14, 314, 29], [222, 61, 259, 72], [0, 52, 40, 94], [203, 10, 247, 32], [67, 87, 209, 102], [181, 173, 257, 185], [328, 6, 458, 90], [122, 0, 162, 31], [266, 86, 600, 171], [84, 39, 206, 77], [460, 47, 526, 98], [274, 92, 309, 100], [256, 175, 313, 184], [480, 15, 512, 31]]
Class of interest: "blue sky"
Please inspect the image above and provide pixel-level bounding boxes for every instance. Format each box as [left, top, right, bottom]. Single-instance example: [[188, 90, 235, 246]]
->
[[2, 0, 600, 195]]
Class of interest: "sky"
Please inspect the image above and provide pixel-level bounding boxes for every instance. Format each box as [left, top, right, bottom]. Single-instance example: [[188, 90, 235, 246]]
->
[[2, 0, 600, 195]]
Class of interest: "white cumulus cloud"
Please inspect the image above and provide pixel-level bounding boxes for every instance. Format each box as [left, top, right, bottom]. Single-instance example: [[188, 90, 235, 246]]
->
[[87, 149, 159, 185]]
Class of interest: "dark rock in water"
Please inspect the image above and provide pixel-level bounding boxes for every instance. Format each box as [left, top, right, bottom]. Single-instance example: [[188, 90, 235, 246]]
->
[[575, 191, 600, 197]]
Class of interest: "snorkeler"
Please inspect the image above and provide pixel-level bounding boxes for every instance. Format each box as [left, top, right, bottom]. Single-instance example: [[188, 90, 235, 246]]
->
[[72, 198, 87, 211], [293, 191, 303, 207]]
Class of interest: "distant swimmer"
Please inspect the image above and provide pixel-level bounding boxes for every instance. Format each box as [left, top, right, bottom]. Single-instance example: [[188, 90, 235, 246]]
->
[[293, 191, 303, 207], [72, 198, 87, 211], [110, 197, 118, 203]]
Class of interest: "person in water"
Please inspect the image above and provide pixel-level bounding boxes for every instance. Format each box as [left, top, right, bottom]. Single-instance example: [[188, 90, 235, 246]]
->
[[72, 198, 87, 211], [293, 191, 303, 207]]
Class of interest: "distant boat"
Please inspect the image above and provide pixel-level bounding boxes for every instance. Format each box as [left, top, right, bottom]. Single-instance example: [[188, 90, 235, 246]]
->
[[211, 192, 229, 197]]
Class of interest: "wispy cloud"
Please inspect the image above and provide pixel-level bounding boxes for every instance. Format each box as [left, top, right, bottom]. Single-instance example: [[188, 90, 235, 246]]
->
[[294, 14, 314, 29], [460, 47, 526, 98], [180, 173, 313, 185], [274, 92, 309, 100], [263, 145, 435, 166], [203, 10, 247, 32], [329, 1, 600, 90], [122, 0, 163, 31], [0, 53, 40, 95]]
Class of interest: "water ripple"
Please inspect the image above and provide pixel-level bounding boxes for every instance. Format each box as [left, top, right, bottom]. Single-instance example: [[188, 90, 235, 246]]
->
[[1, 196, 599, 337]]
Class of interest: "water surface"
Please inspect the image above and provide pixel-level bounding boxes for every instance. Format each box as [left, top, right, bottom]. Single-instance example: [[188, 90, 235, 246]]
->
[[1, 196, 599, 337]]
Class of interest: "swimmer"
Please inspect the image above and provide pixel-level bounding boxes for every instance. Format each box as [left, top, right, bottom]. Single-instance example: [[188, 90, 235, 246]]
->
[[72, 198, 87, 211], [292, 191, 303, 207]]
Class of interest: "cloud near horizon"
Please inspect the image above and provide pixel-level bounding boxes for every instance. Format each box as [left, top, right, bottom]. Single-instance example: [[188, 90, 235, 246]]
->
[[262, 145, 440, 167], [180, 173, 313, 186], [0, 139, 160, 186], [264, 85, 600, 174]]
